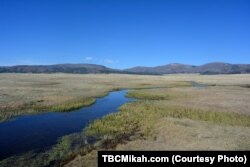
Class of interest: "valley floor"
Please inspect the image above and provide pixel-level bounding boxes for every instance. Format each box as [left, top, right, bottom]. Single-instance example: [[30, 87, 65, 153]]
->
[[0, 73, 250, 167], [64, 74, 250, 167]]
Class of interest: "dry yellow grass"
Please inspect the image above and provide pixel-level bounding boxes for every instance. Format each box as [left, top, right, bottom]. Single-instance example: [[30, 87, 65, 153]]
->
[[116, 117, 250, 150], [153, 86, 250, 116], [0, 74, 250, 117], [66, 118, 250, 167], [0, 73, 184, 120], [1, 73, 250, 167], [64, 74, 250, 167], [162, 73, 250, 86]]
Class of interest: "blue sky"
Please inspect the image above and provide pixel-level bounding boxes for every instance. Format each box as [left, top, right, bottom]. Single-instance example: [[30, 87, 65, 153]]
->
[[0, 0, 249, 69]]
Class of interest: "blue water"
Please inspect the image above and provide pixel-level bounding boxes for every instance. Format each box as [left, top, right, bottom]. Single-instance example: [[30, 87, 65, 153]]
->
[[0, 90, 134, 160]]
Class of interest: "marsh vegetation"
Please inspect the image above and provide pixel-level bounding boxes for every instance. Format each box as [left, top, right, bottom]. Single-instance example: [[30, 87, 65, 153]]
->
[[0, 73, 250, 167], [0, 73, 177, 121]]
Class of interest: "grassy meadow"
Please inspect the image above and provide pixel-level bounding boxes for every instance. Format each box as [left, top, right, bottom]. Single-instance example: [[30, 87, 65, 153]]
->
[[0, 73, 250, 167], [0, 73, 178, 121]]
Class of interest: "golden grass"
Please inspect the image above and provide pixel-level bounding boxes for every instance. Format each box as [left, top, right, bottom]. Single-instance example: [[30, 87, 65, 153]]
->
[[67, 117, 250, 167], [0, 73, 186, 121], [162, 73, 250, 86], [83, 98, 250, 147], [1, 73, 250, 167], [65, 78, 250, 167], [116, 117, 250, 150], [1, 73, 250, 121]]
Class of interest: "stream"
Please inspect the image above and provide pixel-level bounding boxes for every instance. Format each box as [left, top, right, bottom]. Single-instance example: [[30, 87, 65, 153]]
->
[[0, 90, 134, 160]]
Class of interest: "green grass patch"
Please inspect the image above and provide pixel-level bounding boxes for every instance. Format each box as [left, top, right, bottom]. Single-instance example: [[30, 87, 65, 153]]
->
[[84, 100, 250, 142], [127, 89, 181, 100], [33, 98, 96, 112], [84, 109, 141, 138], [0, 98, 96, 121]]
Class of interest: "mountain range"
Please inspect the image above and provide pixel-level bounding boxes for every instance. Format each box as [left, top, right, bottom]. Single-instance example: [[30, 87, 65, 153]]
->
[[126, 62, 250, 74], [0, 62, 250, 75]]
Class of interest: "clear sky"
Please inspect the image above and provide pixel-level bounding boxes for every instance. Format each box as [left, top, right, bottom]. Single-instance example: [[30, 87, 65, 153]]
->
[[0, 0, 249, 69]]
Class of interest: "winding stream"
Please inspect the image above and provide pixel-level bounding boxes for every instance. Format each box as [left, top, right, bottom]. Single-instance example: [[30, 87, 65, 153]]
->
[[0, 90, 134, 160]]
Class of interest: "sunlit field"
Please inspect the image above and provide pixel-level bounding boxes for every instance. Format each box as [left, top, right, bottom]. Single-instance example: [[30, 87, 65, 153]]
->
[[0, 73, 250, 167], [0, 73, 179, 121]]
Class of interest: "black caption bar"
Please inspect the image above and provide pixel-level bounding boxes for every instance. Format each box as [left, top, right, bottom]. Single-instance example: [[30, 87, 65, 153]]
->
[[98, 151, 250, 167]]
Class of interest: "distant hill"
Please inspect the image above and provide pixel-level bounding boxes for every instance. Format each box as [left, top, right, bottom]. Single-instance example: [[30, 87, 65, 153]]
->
[[0, 62, 250, 75], [0, 64, 120, 74], [195, 63, 250, 74], [126, 63, 196, 74], [125, 62, 250, 75]]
